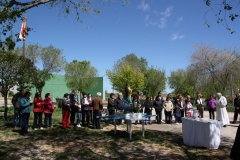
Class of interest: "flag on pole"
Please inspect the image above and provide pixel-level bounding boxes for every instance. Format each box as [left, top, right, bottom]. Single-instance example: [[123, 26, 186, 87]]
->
[[19, 19, 27, 40]]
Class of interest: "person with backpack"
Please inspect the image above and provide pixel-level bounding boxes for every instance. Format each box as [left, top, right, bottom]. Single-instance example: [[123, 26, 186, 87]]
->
[[43, 93, 54, 128], [20, 91, 32, 135], [12, 89, 24, 130]]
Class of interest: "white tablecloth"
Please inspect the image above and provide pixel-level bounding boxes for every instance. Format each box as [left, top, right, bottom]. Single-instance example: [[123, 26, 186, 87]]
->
[[182, 117, 222, 149]]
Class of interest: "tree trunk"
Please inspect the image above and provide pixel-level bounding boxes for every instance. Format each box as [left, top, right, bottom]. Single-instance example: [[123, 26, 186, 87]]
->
[[3, 89, 9, 120]]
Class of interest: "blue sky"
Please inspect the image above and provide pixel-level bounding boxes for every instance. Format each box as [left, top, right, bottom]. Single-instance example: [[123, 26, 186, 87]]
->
[[15, 0, 240, 93]]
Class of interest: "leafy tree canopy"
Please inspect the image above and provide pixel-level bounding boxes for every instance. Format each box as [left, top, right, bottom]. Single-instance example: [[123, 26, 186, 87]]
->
[[65, 60, 98, 93]]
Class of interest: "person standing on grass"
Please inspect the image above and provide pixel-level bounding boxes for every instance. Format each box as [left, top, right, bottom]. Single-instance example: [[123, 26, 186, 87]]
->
[[33, 92, 45, 130], [62, 93, 71, 129], [12, 89, 24, 130], [185, 97, 193, 117], [133, 95, 144, 125], [196, 94, 204, 118], [233, 93, 240, 124], [81, 92, 90, 126], [20, 91, 32, 135], [107, 93, 115, 116], [43, 93, 54, 128], [174, 102, 181, 125], [153, 94, 164, 124], [92, 92, 103, 129], [215, 93, 229, 127], [87, 93, 93, 123], [70, 89, 79, 126], [177, 96, 185, 123], [207, 95, 216, 119], [144, 97, 153, 125], [164, 94, 173, 124]]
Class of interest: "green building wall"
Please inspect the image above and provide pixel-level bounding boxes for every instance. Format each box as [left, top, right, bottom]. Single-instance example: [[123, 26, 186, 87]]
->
[[30, 75, 105, 102]]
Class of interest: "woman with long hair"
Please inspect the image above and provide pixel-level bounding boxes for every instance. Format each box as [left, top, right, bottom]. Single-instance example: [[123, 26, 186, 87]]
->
[[33, 92, 45, 130]]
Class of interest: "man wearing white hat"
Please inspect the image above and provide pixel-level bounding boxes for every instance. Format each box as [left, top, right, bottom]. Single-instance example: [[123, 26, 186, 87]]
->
[[92, 92, 103, 129], [215, 93, 230, 127]]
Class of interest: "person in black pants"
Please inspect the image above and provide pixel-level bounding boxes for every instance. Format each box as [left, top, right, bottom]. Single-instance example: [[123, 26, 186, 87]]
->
[[107, 93, 115, 116], [177, 96, 185, 123], [153, 95, 164, 124], [114, 93, 125, 125], [144, 97, 153, 125], [164, 94, 174, 124], [70, 89, 79, 126], [233, 93, 240, 124], [81, 92, 90, 126]]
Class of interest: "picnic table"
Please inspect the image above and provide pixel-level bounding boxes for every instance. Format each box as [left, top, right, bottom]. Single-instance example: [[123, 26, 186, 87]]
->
[[98, 113, 156, 140]]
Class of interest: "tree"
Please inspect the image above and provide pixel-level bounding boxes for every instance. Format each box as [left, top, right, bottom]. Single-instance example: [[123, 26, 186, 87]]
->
[[65, 60, 98, 94], [168, 69, 194, 97], [144, 66, 166, 98], [15, 44, 66, 95], [106, 53, 147, 93], [189, 44, 240, 95], [0, 52, 36, 120], [204, 0, 239, 33], [187, 44, 240, 103], [106, 61, 145, 94]]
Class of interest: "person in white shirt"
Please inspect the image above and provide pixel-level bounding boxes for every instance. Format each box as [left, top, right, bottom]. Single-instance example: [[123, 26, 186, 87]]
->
[[195, 94, 204, 118], [215, 93, 230, 127]]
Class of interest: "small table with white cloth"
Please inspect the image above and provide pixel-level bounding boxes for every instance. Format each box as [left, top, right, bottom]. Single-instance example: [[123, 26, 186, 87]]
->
[[182, 117, 222, 149]]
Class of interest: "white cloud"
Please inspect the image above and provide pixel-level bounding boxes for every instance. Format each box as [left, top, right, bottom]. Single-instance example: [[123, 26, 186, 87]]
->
[[145, 6, 173, 29], [138, 2, 150, 11], [175, 16, 184, 27], [171, 34, 184, 40], [158, 18, 166, 28], [160, 6, 173, 18]]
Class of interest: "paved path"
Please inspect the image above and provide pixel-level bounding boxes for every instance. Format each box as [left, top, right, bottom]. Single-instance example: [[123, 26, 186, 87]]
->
[[135, 111, 239, 148]]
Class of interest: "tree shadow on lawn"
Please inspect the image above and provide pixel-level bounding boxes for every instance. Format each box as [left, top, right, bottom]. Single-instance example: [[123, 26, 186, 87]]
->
[[0, 125, 232, 160]]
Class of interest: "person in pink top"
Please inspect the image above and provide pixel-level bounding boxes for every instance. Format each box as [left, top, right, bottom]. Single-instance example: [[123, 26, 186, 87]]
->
[[207, 95, 216, 119], [43, 93, 54, 128]]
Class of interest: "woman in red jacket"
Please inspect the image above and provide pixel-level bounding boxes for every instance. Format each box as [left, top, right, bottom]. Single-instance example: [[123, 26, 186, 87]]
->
[[33, 92, 45, 130], [44, 93, 54, 128]]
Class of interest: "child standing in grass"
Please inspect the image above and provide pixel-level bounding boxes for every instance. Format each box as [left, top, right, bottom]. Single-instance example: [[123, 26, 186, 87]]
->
[[44, 93, 54, 128]]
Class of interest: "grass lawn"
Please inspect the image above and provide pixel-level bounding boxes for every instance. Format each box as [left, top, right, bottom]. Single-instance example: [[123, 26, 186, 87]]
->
[[0, 106, 231, 160]]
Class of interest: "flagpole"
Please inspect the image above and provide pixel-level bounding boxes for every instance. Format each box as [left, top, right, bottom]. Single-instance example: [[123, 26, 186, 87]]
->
[[23, 38, 26, 57], [23, 15, 27, 57]]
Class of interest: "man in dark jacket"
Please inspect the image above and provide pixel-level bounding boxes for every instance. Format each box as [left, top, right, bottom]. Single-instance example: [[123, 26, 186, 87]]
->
[[233, 93, 240, 124], [114, 92, 127, 124], [70, 89, 79, 126], [12, 89, 24, 130], [92, 92, 103, 129], [153, 95, 164, 124], [107, 93, 115, 116]]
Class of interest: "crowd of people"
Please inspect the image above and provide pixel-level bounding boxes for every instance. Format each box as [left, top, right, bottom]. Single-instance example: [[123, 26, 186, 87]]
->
[[107, 84, 232, 127], [11, 85, 239, 135], [11, 89, 104, 135]]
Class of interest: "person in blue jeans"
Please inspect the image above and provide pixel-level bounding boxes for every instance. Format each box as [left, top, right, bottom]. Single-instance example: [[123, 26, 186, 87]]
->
[[20, 91, 32, 135], [76, 109, 82, 127], [43, 93, 54, 128], [12, 89, 24, 130]]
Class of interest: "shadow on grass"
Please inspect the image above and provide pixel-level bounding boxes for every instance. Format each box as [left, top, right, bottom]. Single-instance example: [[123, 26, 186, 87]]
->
[[0, 116, 232, 160]]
